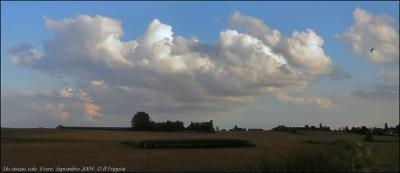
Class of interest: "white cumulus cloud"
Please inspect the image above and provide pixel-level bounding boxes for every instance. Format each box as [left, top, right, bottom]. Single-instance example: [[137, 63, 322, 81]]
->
[[230, 11, 281, 47], [340, 8, 399, 65], [284, 29, 333, 75]]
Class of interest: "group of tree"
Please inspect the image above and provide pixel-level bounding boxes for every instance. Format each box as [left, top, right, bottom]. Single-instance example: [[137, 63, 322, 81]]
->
[[349, 126, 370, 135], [271, 125, 298, 134], [186, 120, 215, 133], [131, 112, 214, 133], [151, 121, 185, 131], [130, 112, 398, 136], [272, 123, 331, 133], [271, 122, 399, 136], [302, 123, 331, 131], [338, 122, 400, 136]]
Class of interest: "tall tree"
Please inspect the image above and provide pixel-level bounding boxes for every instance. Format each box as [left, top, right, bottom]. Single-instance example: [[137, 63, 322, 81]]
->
[[131, 112, 152, 130]]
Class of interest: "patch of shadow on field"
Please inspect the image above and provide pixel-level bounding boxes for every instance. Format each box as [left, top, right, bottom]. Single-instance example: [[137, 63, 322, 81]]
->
[[1, 137, 114, 143], [247, 139, 380, 172]]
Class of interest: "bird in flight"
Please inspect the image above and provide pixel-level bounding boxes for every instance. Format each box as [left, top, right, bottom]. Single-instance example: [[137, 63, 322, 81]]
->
[[370, 48, 375, 53]]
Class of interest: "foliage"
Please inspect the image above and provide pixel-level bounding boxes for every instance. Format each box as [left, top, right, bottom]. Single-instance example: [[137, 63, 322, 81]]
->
[[150, 120, 185, 132], [186, 120, 215, 133], [271, 125, 298, 134], [303, 124, 331, 131], [131, 112, 152, 130], [271, 124, 332, 133], [131, 112, 214, 132], [340, 124, 399, 136], [350, 126, 369, 135], [371, 127, 385, 135]]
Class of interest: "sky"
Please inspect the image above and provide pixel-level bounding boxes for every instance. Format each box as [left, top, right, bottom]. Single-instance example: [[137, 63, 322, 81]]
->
[[1, 1, 399, 129]]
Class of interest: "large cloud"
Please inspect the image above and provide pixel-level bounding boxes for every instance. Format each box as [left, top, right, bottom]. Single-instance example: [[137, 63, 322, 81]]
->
[[8, 12, 338, 122], [36, 15, 136, 74], [229, 12, 334, 76], [340, 8, 399, 65]]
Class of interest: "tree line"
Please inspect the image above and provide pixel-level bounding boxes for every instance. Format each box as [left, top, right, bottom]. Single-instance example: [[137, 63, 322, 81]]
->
[[131, 112, 215, 133], [271, 122, 399, 136], [338, 123, 399, 136], [271, 123, 331, 134]]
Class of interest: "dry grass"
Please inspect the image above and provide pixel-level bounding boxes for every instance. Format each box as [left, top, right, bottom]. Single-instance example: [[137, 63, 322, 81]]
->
[[1, 128, 398, 172]]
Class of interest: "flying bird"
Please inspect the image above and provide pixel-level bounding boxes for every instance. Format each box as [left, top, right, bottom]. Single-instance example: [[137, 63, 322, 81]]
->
[[370, 48, 375, 53]]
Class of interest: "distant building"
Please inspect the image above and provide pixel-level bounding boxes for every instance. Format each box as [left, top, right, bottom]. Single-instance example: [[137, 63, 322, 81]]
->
[[384, 130, 397, 136], [229, 125, 246, 131]]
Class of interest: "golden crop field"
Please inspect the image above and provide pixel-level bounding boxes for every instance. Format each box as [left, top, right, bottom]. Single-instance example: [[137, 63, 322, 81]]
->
[[1, 128, 399, 172]]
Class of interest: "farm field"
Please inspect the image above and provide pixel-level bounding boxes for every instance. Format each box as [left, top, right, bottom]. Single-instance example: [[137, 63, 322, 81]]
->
[[1, 128, 399, 172]]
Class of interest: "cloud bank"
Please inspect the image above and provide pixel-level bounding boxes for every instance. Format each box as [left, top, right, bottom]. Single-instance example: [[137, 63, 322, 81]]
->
[[7, 12, 340, 124]]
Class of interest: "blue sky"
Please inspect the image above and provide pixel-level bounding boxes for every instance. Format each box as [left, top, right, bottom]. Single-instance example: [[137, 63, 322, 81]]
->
[[1, 2, 399, 128], [2, 1, 398, 91]]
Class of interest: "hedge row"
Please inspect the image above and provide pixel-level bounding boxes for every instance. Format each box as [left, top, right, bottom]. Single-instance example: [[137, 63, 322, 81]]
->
[[121, 139, 255, 148]]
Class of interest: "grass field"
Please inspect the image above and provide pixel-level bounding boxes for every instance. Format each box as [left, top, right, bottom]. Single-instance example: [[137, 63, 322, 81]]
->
[[1, 128, 399, 172]]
